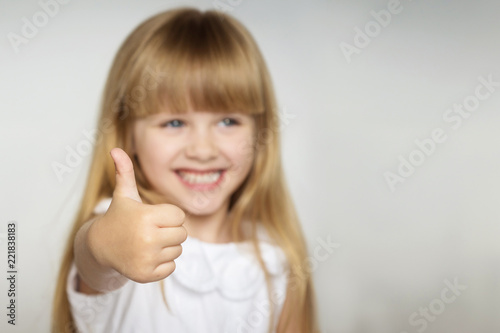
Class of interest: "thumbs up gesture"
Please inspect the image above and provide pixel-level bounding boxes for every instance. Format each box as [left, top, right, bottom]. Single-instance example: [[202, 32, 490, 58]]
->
[[87, 148, 187, 284]]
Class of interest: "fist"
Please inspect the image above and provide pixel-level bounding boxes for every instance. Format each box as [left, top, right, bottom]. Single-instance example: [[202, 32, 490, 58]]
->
[[88, 148, 187, 284]]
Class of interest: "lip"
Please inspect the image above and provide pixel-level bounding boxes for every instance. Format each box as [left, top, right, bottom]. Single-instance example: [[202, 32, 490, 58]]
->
[[176, 168, 223, 174], [175, 169, 226, 191]]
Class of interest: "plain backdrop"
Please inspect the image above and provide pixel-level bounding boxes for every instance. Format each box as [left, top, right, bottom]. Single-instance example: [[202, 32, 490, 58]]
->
[[1, 0, 500, 332]]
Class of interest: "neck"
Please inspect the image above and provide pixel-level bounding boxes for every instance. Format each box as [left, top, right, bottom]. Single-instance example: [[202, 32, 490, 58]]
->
[[183, 200, 232, 243]]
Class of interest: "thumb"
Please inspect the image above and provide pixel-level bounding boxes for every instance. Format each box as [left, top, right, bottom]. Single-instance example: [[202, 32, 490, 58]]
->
[[110, 148, 142, 202]]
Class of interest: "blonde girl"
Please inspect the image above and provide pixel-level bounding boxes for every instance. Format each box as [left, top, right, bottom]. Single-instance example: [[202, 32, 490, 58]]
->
[[52, 7, 318, 333]]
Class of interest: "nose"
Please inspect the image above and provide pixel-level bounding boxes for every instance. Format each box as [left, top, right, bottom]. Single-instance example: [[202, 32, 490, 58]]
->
[[185, 128, 218, 161]]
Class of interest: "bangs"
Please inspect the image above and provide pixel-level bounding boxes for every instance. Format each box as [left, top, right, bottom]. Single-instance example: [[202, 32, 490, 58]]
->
[[124, 9, 266, 118]]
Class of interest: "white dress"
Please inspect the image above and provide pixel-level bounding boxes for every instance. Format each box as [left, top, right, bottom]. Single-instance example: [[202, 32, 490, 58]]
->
[[66, 198, 289, 333]]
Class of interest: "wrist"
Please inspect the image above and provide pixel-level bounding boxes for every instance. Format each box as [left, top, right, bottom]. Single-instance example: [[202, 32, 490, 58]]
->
[[76, 216, 128, 292], [85, 216, 109, 269]]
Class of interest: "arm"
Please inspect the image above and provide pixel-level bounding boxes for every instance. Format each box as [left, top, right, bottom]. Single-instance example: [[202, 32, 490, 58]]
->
[[73, 217, 128, 295], [72, 148, 186, 295]]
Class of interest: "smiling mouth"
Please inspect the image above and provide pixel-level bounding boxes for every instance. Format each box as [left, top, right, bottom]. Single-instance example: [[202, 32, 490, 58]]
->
[[175, 169, 224, 185]]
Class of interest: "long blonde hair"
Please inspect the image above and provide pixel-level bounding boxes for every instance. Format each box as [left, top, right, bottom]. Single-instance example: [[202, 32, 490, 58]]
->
[[52, 8, 318, 332]]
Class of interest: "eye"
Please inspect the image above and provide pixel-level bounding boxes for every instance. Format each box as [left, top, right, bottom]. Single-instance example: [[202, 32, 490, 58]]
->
[[218, 117, 239, 127], [161, 119, 184, 128]]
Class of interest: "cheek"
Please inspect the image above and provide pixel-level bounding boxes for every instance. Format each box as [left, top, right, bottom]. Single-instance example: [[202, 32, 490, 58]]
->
[[137, 136, 178, 174], [226, 135, 255, 174]]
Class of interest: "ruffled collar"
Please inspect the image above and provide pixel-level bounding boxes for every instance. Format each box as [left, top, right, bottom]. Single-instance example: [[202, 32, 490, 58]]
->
[[171, 235, 288, 300]]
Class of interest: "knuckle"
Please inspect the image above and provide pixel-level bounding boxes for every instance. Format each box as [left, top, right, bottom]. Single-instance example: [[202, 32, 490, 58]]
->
[[140, 233, 154, 246], [180, 226, 188, 241], [165, 204, 185, 223], [153, 261, 176, 280], [167, 261, 176, 276], [169, 245, 182, 260], [156, 204, 185, 224], [176, 208, 186, 221]]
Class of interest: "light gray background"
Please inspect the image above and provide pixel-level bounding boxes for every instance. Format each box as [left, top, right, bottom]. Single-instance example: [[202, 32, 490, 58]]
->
[[1, 0, 499, 332]]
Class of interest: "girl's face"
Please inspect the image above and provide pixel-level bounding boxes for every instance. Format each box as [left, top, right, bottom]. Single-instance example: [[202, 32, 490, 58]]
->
[[132, 109, 255, 216]]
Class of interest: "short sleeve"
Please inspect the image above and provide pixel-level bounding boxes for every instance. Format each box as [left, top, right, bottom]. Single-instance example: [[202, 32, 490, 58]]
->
[[93, 198, 112, 215], [66, 263, 129, 333]]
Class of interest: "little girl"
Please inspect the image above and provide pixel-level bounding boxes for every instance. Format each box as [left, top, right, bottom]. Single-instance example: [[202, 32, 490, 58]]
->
[[52, 7, 318, 333]]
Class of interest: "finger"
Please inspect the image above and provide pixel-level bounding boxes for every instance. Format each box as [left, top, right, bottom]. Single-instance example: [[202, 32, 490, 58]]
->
[[152, 261, 176, 281], [157, 245, 183, 262], [157, 226, 188, 247], [110, 148, 142, 202], [153, 204, 186, 228]]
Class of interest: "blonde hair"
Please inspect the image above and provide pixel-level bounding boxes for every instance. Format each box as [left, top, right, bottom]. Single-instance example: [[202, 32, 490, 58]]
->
[[52, 7, 318, 332]]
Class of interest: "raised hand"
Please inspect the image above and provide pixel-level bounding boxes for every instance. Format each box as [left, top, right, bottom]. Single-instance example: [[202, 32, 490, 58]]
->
[[87, 148, 187, 284]]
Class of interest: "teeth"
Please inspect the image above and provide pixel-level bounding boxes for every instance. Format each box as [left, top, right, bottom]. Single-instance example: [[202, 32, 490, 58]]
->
[[178, 171, 221, 184]]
